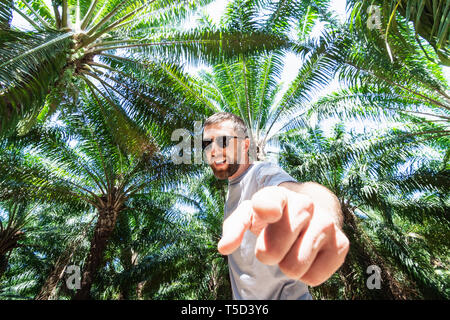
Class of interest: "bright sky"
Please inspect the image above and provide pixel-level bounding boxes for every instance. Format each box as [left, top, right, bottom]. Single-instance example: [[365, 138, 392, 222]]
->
[[11, 0, 449, 138], [195, 0, 348, 105]]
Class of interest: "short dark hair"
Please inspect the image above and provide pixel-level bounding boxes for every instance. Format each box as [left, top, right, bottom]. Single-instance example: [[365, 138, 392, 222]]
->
[[203, 112, 248, 138]]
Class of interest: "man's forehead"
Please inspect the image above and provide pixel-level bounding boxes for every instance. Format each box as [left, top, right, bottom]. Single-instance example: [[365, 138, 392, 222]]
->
[[203, 121, 236, 137]]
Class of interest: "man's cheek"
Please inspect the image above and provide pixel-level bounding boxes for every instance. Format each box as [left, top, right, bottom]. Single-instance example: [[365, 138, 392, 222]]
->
[[230, 152, 242, 165]]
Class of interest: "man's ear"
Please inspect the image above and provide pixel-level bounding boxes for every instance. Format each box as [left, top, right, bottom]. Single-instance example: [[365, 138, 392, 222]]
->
[[244, 137, 251, 161], [236, 137, 250, 165], [244, 138, 250, 151]]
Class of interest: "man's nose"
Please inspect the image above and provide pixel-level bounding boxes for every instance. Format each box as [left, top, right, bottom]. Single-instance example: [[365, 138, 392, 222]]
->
[[210, 141, 224, 158]]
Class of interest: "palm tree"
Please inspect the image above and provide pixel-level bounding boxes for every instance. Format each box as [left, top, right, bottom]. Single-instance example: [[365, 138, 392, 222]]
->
[[163, 45, 346, 161], [0, 195, 92, 300], [0, 0, 290, 138], [102, 191, 196, 300], [279, 121, 449, 299], [0, 0, 327, 300], [347, 0, 449, 66], [0, 89, 203, 299], [0, 202, 29, 279], [159, 0, 352, 161], [167, 173, 230, 299], [303, 14, 450, 143], [35, 215, 94, 300], [81, 173, 230, 299]]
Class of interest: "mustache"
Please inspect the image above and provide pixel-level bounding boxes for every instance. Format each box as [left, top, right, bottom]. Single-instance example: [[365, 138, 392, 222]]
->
[[208, 155, 245, 165], [211, 162, 240, 179]]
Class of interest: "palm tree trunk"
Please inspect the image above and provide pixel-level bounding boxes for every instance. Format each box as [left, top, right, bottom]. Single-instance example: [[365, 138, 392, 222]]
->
[[0, 254, 8, 279], [118, 247, 134, 300], [73, 207, 119, 300], [340, 204, 407, 299], [136, 281, 146, 300], [0, 230, 25, 279], [35, 221, 91, 300], [116, 210, 135, 300], [35, 252, 73, 300]]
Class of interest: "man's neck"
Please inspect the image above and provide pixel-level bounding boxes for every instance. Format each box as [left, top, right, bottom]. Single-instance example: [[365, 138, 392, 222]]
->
[[228, 162, 251, 182]]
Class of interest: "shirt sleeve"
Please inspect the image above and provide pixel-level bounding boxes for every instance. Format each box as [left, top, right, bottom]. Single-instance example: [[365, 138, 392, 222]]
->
[[255, 162, 298, 188]]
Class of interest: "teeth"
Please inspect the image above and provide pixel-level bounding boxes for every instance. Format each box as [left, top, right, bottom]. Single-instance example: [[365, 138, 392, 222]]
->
[[215, 159, 226, 164]]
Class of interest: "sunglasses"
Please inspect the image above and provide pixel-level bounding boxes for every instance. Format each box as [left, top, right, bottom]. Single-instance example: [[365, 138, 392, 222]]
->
[[202, 136, 245, 151]]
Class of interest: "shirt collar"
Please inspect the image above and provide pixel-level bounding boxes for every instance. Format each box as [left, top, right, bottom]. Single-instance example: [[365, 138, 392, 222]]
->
[[228, 163, 256, 186]]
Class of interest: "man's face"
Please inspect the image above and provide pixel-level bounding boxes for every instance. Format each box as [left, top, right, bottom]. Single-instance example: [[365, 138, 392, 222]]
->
[[203, 120, 248, 180]]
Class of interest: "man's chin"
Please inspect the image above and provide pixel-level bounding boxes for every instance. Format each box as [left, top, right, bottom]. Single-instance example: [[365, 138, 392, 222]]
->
[[213, 171, 229, 180], [211, 163, 240, 180], [211, 167, 230, 180]]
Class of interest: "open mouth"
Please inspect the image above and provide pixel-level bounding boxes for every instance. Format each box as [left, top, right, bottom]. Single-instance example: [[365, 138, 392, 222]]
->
[[214, 159, 226, 165]]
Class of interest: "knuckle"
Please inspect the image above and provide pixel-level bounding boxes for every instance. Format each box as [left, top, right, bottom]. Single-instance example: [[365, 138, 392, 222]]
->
[[296, 194, 314, 211], [298, 206, 313, 220], [291, 209, 311, 232], [303, 277, 324, 287], [318, 219, 334, 234], [287, 194, 313, 225], [278, 263, 304, 280], [251, 190, 284, 222], [278, 257, 309, 280], [255, 247, 282, 265], [338, 235, 350, 255], [252, 186, 278, 201], [300, 271, 328, 287], [255, 229, 284, 265], [305, 197, 314, 210]]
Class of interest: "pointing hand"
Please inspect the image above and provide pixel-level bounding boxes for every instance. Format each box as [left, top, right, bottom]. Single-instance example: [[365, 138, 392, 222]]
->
[[218, 186, 349, 287]]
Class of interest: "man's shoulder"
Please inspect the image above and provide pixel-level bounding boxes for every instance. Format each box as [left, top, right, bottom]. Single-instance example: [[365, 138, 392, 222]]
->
[[251, 161, 296, 187], [252, 161, 284, 175], [252, 160, 279, 170]]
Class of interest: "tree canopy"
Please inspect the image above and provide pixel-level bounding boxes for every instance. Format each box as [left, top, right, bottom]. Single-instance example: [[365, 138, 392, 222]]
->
[[0, 0, 448, 300]]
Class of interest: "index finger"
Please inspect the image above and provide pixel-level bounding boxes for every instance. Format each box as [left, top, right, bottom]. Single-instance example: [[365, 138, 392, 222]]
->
[[217, 186, 288, 255], [251, 186, 287, 225], [217, 200, 253, 255]]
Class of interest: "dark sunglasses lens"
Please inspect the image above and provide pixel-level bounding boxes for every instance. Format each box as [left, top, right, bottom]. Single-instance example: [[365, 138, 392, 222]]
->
[[202, 136, 236, 150], [202, 140, 212, 150], [221, 136, 237, 148], [218, 136, 228, 148]]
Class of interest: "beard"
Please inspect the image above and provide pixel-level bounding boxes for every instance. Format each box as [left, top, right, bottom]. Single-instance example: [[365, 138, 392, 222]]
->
[[211, 162, 240, 180]]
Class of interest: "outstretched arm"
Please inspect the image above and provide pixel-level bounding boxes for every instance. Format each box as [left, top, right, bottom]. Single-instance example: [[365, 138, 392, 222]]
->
[[279, 181, 343, 228], [218, 183, 349, 287]]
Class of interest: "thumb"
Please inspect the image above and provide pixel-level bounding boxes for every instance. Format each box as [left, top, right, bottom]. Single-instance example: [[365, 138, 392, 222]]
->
[[218, 200, 253, 255]]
